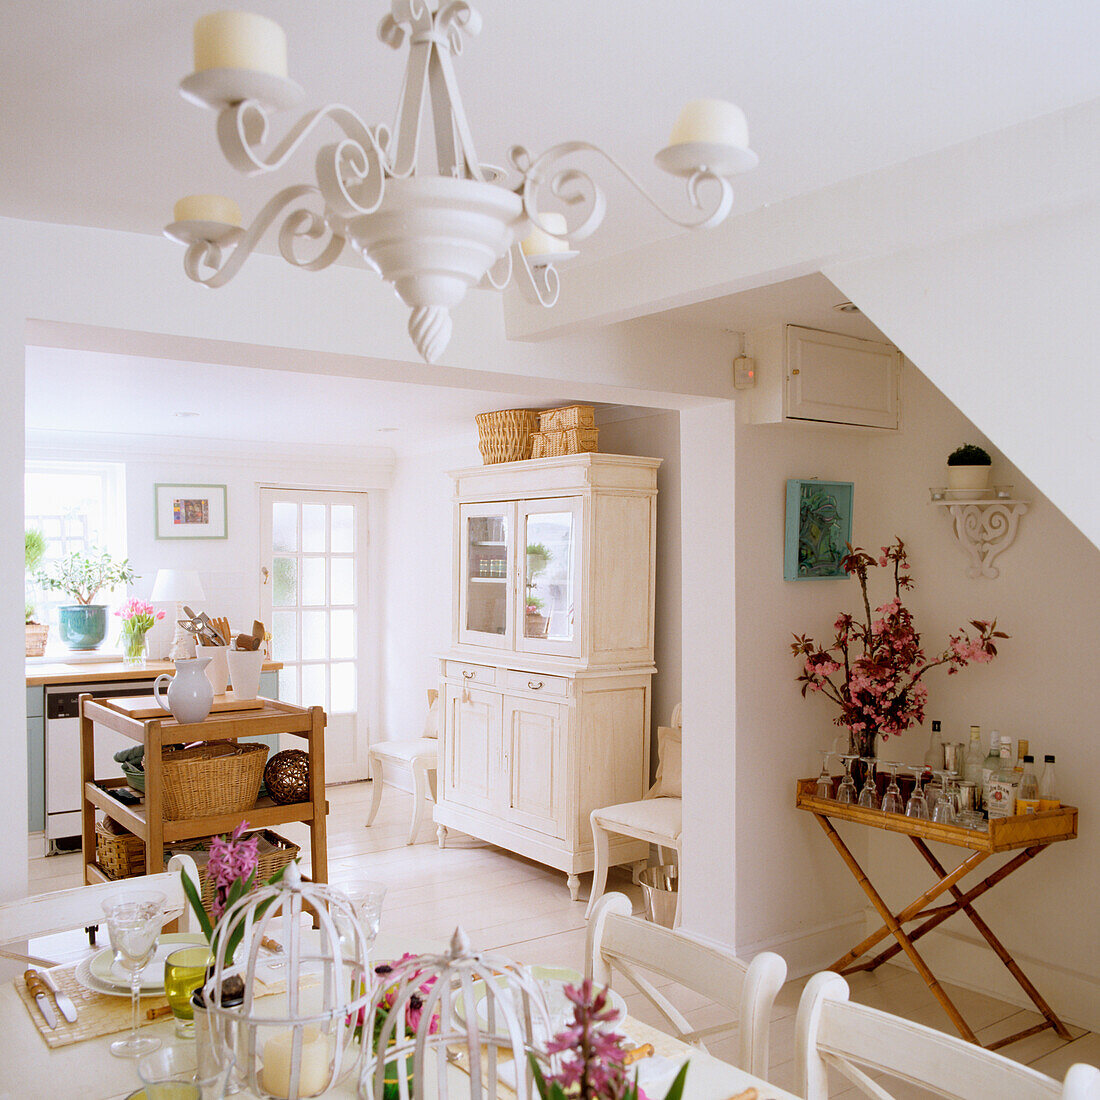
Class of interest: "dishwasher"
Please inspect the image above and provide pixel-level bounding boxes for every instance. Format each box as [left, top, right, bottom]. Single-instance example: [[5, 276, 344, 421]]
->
[[44, 680, 155, 850]]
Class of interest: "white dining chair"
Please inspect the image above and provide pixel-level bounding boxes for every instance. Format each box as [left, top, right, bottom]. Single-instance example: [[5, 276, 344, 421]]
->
[[586, 704, 682, 925], [586, 892, 787, 1079], [796, 970, 1100, 1099], [0, 853, 201, 965], [366, 689, 440, 845]]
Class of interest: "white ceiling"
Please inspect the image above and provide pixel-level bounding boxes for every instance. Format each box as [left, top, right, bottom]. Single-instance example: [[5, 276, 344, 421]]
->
[[1, 1, 1097, 263]]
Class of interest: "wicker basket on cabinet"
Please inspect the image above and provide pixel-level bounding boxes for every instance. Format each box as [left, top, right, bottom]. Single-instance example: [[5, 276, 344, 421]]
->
[[475, 409, 539, 463], [530, 426, 599, 458], [537, 404, 595, 432]]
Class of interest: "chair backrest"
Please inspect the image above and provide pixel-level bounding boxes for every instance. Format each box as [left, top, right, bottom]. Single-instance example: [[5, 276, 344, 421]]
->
[[797, 971, 1100, 1100], [585, 893, 786, 1078], [0, 854, 201, 946]]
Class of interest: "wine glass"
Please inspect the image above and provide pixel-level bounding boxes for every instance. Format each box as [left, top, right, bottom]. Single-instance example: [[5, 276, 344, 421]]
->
[[337, 879, 387, 963], [814, 750, 834, 799], [857, 758, 878, 809], [931, 771, 957, 824], [102, 890, 166, 1058], [836, 755, 858, 804], [905, 767, 929, 819], [880, 762, 904, 814]]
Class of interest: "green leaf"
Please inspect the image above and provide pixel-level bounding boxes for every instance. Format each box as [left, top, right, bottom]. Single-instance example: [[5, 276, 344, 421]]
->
[[181, 870, 214, 942], [527, 1053, 550, 1100], [662, 1060, 690, 1100]]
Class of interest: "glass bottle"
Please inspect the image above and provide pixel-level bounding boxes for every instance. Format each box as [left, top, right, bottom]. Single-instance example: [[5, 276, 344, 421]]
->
[[1014, 738, 1030, 776], [1017, 755, 1039, 802], [981, 731, 1003, 812], [924, 720, 944, 769], [987, 742, 1020, 819], [1038, 754, 1057, 800], [962, 725, 984, 786]]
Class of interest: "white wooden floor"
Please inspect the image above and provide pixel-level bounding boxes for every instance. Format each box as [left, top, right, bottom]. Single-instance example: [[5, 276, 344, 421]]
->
[[26, 781, 1099, 1098]]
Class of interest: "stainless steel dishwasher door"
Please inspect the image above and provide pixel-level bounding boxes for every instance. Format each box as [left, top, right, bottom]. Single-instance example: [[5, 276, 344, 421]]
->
[[44, 681, 156, 842]]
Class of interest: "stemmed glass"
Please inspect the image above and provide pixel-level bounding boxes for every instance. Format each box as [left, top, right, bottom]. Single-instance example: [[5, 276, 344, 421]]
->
[[836, 755, 858, 804], [856, 758, 878, 809], [337, 879, 387, 963], [880, 762, 904, 814], [102, 890, 166, 1058], [905, 767, 929, 819], [931, 771, 957, 824], [815, 750, 834, 799]]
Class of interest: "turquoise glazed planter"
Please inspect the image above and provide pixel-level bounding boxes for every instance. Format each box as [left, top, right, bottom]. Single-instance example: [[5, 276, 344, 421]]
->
[[58, 604, 108, 650]]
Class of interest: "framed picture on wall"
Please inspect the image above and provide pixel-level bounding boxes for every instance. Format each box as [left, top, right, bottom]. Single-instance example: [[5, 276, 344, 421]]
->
[[155, 483, 228, 540], [784, 478, 853, 580]]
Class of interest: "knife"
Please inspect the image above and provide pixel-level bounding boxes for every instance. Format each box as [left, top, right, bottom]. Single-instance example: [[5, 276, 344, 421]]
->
[[24, 970, 57, 1029], [38, 968, 78, 1024]]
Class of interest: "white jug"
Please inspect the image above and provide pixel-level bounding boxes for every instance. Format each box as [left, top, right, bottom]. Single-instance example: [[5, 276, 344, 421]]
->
[[154, 656, 214, 724]]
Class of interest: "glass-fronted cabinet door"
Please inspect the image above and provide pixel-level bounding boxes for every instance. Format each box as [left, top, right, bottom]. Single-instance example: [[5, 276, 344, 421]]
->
[[458, 503, 514, 648], [518, 497, 582, 657]]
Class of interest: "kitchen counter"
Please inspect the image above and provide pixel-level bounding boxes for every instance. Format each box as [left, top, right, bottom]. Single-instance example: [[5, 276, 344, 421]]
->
[[27, 658, 282, 686]]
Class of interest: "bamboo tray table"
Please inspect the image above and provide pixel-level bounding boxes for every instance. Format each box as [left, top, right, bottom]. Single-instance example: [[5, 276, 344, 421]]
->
[[80, 696, 328, 890], [796, 777, 1078, 1049]]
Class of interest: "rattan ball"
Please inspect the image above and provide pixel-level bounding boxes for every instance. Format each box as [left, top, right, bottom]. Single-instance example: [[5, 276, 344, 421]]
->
[[263, 749, 310, 805]]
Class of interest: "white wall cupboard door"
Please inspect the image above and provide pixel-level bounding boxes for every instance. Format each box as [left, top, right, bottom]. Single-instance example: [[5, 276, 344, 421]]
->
[[443, 685, 500, 814], [457, 503, 515, 649], [260, 488, 373, 784], [502, 695, 567, 839], [517, 497, 582, 659]]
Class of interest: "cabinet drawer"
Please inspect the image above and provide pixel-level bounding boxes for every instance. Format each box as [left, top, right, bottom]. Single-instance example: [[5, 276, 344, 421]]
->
[[444, 661, 497, 686], [503, 670, 569, 698]]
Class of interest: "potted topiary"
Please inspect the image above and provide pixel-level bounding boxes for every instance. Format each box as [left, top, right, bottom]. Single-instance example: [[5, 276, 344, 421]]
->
[[946, 443, 992, 496], [24, 529, 49, 657], [35, 548, 138, 651]]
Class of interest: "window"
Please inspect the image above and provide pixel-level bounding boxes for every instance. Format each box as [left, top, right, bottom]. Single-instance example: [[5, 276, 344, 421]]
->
[[24, 460, 128, 640]]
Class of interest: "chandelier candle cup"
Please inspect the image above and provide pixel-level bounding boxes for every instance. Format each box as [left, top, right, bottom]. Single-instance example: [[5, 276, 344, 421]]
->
[[520, 212, 570, 257], [173, 194, 242, 227], [669, 98, 750, 148], [193, 11, 288, 77]]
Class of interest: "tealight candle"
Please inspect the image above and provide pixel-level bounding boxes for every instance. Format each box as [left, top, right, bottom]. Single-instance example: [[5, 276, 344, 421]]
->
[[669, 98, 749, 148], [193, 11, 288, 77], [172, 194, 242, 227], [520, 212, 569, 256], [262, 1026, 330, 1098]]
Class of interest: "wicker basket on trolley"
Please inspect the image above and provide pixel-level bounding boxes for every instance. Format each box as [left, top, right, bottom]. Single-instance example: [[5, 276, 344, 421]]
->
[[160, 740, 268, 821], [475, 409, 539, 463]]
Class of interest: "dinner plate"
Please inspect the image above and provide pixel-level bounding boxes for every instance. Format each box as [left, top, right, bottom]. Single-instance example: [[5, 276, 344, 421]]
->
[[89, 931, 208, 992]]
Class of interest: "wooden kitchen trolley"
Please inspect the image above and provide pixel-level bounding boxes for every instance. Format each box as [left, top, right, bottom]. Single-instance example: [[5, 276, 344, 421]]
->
[[796, 777, 1077, 1049], [81, 695, 328, 887]]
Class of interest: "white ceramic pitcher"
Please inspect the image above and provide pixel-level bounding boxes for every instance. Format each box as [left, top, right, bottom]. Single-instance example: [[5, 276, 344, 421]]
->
[[154, 656, 214, 724]]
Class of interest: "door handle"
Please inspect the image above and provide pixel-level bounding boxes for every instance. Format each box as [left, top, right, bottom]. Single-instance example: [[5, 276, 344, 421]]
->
[[462, 670, 476, 680]]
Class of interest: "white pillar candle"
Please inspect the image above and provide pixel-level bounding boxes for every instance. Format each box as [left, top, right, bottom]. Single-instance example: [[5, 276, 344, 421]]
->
[[193, 11, 288, 77], [262, 1027, 330, 1098], [669, 98, 749, 148], [173, 194, 243, 226], [520, 212, 570, 256]]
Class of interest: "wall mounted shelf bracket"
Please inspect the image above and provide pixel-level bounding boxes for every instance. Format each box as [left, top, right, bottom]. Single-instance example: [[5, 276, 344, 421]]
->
[[929, 496, 1029, 579]]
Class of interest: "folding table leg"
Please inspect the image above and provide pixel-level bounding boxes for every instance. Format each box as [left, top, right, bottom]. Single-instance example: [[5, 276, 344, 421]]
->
[[814, 814, 979, 1043]]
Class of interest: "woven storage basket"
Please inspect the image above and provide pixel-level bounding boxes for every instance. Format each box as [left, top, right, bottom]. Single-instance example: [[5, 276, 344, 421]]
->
[[537, 404, 595, 432], [96, 823, 146, 879], [196, 829, 299, 912], [161, 740, 268, 822], [530, 426, 599, 458], [25, 623, 49, 658], [475, 409, 539, 463]]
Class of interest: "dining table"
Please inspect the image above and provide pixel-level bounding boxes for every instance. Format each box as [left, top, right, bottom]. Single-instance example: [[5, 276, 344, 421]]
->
[[1, 929, 800, 1100]]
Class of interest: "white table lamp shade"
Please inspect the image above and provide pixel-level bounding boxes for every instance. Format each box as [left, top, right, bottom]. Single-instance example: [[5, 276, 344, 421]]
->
[[150, 569, 206, 603]]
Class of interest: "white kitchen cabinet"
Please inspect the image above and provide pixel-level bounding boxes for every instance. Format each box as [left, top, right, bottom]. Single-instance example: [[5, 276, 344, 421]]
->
[[744, 324, 901, 429], [437, 454, 660, 898]]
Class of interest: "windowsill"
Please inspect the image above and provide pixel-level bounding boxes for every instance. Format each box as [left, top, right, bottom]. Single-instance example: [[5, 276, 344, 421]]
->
[[27, 648, 125, 665]]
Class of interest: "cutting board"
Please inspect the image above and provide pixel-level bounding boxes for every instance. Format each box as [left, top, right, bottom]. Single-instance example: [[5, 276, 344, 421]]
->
[[101, 692, 265, 719]]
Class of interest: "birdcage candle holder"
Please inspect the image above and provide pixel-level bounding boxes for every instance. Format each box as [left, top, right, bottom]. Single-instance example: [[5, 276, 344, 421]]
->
[[202, 861, 374, 1099], [359, 928, 554, 1100]]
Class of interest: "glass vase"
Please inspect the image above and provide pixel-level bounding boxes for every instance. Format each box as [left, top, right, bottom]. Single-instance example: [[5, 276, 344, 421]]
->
[[121, 628, 148, 669]]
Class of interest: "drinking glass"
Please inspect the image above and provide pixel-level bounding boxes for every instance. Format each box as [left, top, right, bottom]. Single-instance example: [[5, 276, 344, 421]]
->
[[856, 758, 877, 809], [880, 762, 904, 814], [337, 879, 387, 962], [905, 767, 929, 819], [930, 771, 957, 824], [836, 755, 858, 805], [103, 890, 166, 1058], [164, 945, 212, 1038], [138, 1041, 217, 1098], [814, 750, 834, 799]]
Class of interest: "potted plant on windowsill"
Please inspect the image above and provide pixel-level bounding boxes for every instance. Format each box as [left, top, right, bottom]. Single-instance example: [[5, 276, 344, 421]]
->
[[35, 548, 138, 651], [24, 528, 49, 657], [946, 443, 992, 496]]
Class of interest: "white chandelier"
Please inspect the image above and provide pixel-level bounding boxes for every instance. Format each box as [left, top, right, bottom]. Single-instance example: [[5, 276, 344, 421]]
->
[[167, 4, 757, 363]]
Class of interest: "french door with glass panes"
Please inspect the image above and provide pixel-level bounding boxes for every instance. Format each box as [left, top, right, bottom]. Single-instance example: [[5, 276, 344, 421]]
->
[[260, 489, 371, 783]]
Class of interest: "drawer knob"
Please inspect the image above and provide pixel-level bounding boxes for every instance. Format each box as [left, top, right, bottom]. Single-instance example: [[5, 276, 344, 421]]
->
[[462, 670, 476, 680], [527, 680, 543, 690]]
